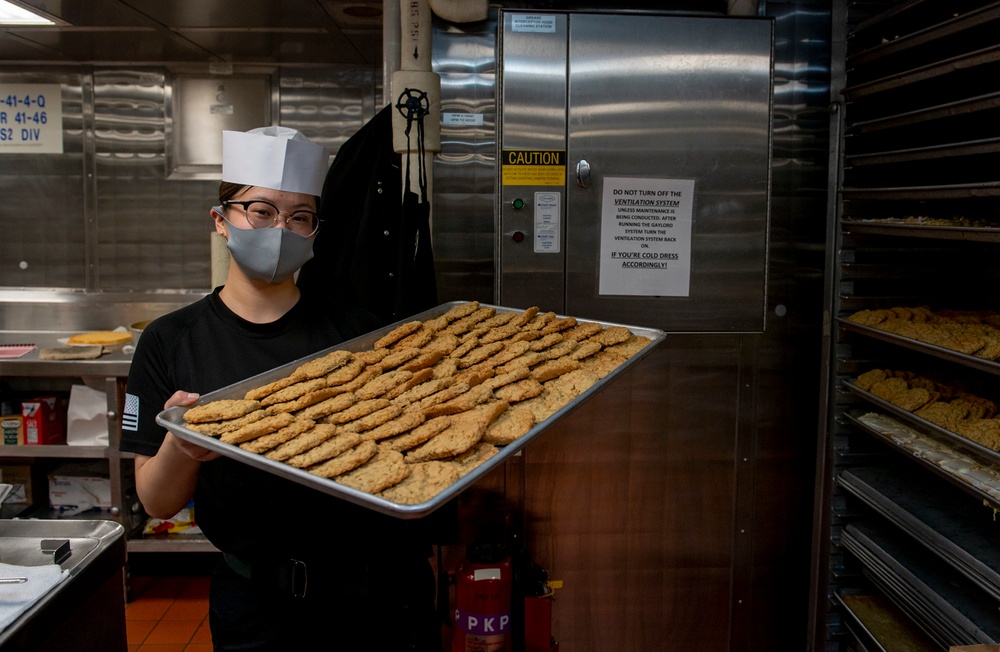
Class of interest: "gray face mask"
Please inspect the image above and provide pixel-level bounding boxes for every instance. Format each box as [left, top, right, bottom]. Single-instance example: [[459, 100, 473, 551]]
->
[[218, 210, 315, 283]]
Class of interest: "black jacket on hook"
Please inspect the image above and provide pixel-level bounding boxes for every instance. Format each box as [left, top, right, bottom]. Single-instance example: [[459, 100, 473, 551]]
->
[[298, 104, 438, 326]]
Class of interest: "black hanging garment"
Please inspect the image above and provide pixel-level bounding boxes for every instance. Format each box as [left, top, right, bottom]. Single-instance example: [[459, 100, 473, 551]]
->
[[297, 103, 438, 326]]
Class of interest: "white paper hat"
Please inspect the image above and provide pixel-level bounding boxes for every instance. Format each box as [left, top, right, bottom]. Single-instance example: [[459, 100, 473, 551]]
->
[[222, 126, 328, 196]]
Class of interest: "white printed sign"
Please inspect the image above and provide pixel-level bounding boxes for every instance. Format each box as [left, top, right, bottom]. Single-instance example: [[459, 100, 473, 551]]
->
[[511, 15, 556, 33], [0, 84, 63, 154], [599, 177, 695, 297], [534, 191, 560, 253]]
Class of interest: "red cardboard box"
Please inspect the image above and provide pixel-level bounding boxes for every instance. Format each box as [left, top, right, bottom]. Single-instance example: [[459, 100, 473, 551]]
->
[[22, 396, 66, 445]]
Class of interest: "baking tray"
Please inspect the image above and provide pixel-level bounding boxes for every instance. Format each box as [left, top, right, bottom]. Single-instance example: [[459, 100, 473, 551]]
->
[[838, 317, 1000, 376], [157, 302, 665, 519], [843, 380, 1000, 467]]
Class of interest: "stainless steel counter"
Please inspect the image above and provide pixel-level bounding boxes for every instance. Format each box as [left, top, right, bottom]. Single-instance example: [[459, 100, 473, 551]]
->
[[0, 331, 134, 378], [0, 519, 127, 651]]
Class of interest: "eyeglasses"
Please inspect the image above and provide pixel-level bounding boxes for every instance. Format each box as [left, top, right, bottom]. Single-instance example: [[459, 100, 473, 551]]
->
[[222, 200, 322, 237]]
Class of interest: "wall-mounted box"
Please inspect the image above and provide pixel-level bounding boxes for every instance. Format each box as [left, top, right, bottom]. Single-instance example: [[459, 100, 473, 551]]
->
[[167, 74, 274, 180]]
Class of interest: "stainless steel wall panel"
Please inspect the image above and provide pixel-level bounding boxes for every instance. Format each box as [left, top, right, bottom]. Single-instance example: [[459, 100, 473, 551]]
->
[[278, 66, 377, 154], [93, 69, 216, 291], [432, 15, 498, 305], [0, 71, 87, 290]]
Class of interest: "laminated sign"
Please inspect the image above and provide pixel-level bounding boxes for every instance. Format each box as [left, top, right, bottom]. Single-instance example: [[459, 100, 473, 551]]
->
[[599, 176, 695, 297], [0, 83, 63, 154]]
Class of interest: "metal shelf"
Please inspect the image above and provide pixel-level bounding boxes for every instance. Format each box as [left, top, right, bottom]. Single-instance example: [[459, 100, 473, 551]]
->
[[837, 317, 1000, 375], [0, 444, 112, 459], [841, 221, 1000, 242]]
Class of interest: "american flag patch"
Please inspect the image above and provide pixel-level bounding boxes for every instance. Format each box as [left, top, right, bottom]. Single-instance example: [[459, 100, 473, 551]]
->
[[122, 393, 140, 432]]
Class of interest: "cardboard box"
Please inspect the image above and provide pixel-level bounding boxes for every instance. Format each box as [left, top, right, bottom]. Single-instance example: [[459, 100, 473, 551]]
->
[[1, 415, 24, 445], [0, 464, 32, 504], [22, 396, 66, 445], [48, 462, 110, 512]]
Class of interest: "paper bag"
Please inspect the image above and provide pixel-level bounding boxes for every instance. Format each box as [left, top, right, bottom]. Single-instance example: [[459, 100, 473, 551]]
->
[[66, 384, 108, 446]]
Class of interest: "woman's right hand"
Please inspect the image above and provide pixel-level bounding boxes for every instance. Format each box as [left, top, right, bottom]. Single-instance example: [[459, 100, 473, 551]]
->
[[164, 391, 221, 462], [134, 390, 219, 519]]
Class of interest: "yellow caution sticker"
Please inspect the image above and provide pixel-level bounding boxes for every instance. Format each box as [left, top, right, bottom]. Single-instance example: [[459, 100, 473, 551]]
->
[[501, 149, 566, 187]]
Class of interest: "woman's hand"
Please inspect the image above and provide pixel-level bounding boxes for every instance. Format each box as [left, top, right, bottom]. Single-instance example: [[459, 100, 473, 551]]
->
[[163, 391, 221, 462], [134, 390, 221, 518]]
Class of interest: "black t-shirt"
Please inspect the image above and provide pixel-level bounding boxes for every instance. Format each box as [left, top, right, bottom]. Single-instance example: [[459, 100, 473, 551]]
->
[[121, 288, 429, 561]]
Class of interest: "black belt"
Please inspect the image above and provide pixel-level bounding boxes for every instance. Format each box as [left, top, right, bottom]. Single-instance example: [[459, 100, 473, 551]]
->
[[223, 552, 309, 599]]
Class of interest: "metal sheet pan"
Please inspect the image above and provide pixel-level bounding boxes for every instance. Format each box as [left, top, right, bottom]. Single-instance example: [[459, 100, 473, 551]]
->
[[157, 302, 665, 519], [837, 318, 1000, 376], [843, 381, 1000, 467]]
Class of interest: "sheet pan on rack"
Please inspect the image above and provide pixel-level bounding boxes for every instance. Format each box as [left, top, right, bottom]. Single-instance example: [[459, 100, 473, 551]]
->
[[843, 381, 1000, 467], [157, 302, 665, 519]]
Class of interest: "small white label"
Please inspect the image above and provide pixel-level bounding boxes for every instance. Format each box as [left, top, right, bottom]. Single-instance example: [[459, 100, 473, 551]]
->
[[281, 77, 304, 88], [210, 104, 235, 115], [512, 14, 557, 33], [442, 112, 484, 126], [474, 568, 502, 581], [209, 62, 234, 75], [534, 191, 561, 253]]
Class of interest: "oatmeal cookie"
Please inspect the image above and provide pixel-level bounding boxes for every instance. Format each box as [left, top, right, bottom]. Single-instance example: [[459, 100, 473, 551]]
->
[[261, 423, 338, 461], [356, 369, 414, 400], [335, 448, 410, 494], [324, 398, 393, 425], [494, 378, 544, 403], [185, 409, 269, 436], [589, 326, 632, 347], [483, 406, 536, 445], [286, 431, 364, 468], [296, 392, 358, 421], [380, 416, 452, 452], [448, 442, 500, 476], [378, 461, 460, 505], [290, 350, 353, 381], [341, 404, 405, 433], [184, 399, 262, 424], [219, 412, 297, 445], [374, 320, 423, 349], [238, 418, 319, 454], [308, 440, 378, 478], [260, 378, 327, 407]]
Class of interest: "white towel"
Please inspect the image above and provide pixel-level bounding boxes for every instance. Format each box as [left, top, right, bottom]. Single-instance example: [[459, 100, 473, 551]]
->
[[0, 561, 69, 633]]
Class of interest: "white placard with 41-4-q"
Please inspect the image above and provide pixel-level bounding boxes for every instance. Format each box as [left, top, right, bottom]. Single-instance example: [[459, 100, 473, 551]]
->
[[599, 176, 695, 297], [0, 83, 63, 154]]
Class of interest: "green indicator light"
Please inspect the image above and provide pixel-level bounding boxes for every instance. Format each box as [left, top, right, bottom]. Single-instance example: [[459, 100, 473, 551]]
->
[[512, 198, 525, 210]]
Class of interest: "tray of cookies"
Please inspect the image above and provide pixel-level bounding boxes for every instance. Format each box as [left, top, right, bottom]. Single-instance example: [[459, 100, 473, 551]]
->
[[157, 301, 665, 518]]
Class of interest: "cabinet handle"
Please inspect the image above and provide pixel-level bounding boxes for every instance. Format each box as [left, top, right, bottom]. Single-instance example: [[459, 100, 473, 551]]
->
[[576, 159, 591, 189]]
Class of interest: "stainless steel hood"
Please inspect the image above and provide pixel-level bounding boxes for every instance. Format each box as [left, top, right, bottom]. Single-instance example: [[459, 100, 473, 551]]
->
[[0, 0, 384, 65]]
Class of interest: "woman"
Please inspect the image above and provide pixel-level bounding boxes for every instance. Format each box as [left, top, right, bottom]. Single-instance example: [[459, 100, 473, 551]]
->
[[120, 126, 442, 651]]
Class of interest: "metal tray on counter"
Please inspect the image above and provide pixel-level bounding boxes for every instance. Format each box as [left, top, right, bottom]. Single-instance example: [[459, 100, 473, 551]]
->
[[157, 302, 665, 519], [843, 380, 1000, 467]]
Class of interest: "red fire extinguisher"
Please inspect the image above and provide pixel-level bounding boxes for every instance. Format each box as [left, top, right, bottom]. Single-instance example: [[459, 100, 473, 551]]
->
[[452, 541, 513, 652]]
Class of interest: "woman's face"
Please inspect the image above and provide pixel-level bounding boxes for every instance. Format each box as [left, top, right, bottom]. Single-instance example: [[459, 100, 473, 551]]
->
[[214, 186, 320, 238]]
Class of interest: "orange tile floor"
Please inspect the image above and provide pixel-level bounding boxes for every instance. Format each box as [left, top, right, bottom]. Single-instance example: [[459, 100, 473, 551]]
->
[[126, 573, 212, 652]]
